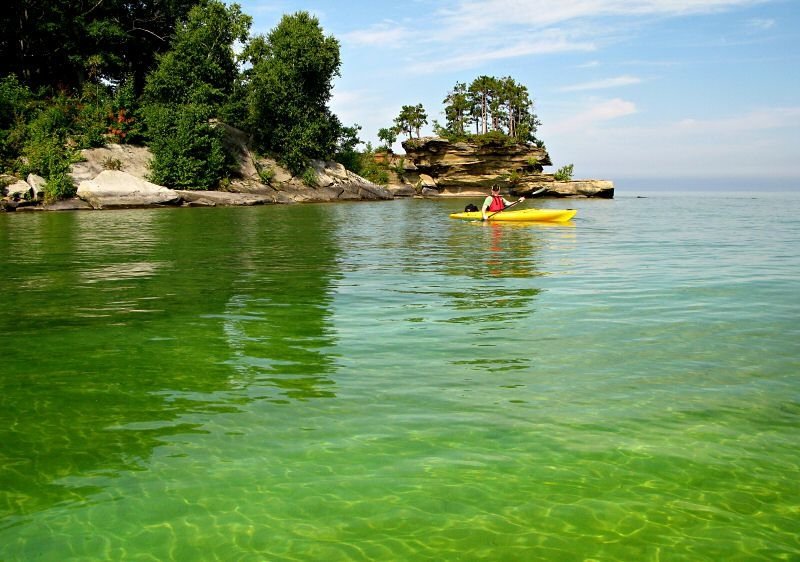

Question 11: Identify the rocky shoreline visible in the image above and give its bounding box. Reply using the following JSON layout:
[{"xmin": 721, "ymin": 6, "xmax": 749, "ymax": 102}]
[{"xmin": 1, "ymin": 131, "xmax": 613, "ymax": 213}]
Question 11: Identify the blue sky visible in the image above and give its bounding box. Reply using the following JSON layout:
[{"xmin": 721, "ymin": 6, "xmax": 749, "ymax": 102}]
[{"xmin": 237, "ymin": 0, "xmax": 799, "ymax": 187}]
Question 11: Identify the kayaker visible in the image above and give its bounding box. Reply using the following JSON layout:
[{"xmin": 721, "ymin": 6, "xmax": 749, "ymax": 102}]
[{"xmin": 482, "ymin": 185, "xmax": 524, "ymax": 220}]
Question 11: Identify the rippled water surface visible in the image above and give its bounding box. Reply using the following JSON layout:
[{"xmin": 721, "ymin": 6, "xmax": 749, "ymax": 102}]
[{"xmin": 1, "ymin": 192, "xmax": 799, "ymax": 561}]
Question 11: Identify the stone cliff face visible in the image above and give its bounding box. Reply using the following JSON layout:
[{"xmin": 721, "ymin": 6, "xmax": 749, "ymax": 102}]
[{"xmin": 400, "ymin": 137, "xmax": 613, "ymax": 198}]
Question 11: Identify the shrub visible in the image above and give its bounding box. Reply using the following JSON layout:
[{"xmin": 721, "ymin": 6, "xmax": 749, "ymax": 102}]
[
  {"xmin": 142, "ymin": 103, "xmax": 228, "ymax": 190},
  {"xmin": 257, "ymin": 165, "xmax": 275, "ymax": 184},
  {"xmin": 102, "ymin": 156, "xmax": 122, "ymax": 170},
  {"xmin": 301, "ymin": 167, "xmax": 318, "ymax": 187},
  {"xmin": 473, "ymin": 130, "xmax": 517, "ymax": 147},
  {"xmin": 554, "ymin": 164, "xmax": 574, "ymax": 181},
  {"xmin": 43, "ymin": 172, "xmax": 76, "ymax": 202}
]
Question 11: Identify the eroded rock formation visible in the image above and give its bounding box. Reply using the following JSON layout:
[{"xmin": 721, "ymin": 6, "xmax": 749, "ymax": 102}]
[{"xmin": 400, "ymin": 137, "xmax": 614, "ymax": 198}]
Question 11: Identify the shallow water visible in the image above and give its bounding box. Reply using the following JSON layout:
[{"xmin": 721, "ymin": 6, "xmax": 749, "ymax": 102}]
[{"xmin": 1, "ymin": 192, "xmax": 798, "ymax": 561}]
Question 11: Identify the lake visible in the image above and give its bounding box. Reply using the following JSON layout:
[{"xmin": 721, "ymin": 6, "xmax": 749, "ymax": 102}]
[{"xmin": 1, "ymin": 192, "xmax": 798, "ymax": 561}]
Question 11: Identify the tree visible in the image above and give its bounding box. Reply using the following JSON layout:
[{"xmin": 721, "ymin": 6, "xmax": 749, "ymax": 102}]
[
  {"xmin": 377, "ymin": 126, "xmax": 398, "ymax": 150},
  {"xmin": 1, "ymin": 0, "xmax": 197, "ymax": 92},
  {"xmin": 442, "ymin": 82, "xmax": 470, "ymax": 137},
  {"xmin": 393, "ymin": 104, "xmax": 428, "ymax": 140},
  {"xmin": 140, "ymin": 1, "xmax": 251, "ymax": 190},
  {"xmin": 245, "ymin": 11, "xmax": 342, "ymax": 175},
  {"xmin": 468, "ymin": 76, "xmax": 498, "ymax": 135},
  {"xmin": 143, "ymin": 0, "xmax": 251, "ymax": 107},
  {"xmin": 443, "ymin": 75, "xmax": 541, "ymax": 143}
]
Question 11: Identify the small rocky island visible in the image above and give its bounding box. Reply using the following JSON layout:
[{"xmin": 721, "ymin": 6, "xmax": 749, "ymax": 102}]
[{"xmin": 397, "ymin": 137, "xmax": 613, "ymax": 199}]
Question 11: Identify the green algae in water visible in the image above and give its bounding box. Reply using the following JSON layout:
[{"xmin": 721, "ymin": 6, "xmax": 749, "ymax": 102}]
[{"xmin": 1, "ymin": 194, "xmax": 799, "ymax": 561}]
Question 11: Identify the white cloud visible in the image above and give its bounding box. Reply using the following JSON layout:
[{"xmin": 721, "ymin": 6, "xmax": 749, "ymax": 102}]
[
  {"xmin": 559, "ymin": 75, "xmax": 642, "ymax": 91},
  {"xmin": 747, "ymin": 17, "xmax": 775, "ymax": 31},
  {"xmin": 343, "ymin": 22, "xmax": 412, "ymax": 47},
  {"xmin": 438, "ymin": 0, "xmax": 769, "ymax": 35},
  {"xmin": 409, "ymin": 35, "xmax": 596, "ymax": 74},
  {"xmin": 548, "ymin": 98, "xmax": 637, "ymax": 133}
]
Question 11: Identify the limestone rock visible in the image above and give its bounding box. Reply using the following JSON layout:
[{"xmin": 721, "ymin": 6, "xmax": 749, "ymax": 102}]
[
  {"xmin": 402, "ymin": 137, "xmax": 551, "ymax": 195},
  {"xmin": 26, "ymin": 174, "xmax": 47, "ymax": 200},
  {"xmin": 402, "ymin": 136, "xmax": 613, "ymax": 198},
  {"xmin": 6, "ymin": 180, "xmax": 32, "ymax": 200},
  {"xmin": 512, "ymin": 179, "xmax": 614, "ymax": 198},
  {"xmin": 43, "ymin": 198, "xmax": 93, "ymax": 211},
  {"xmin": 77, "ymin": 170, "xmax": 180, "ymax": 209},
  {"xmin": 71, "ymin": 144, "xmax": 152, "ymax": 184},
  {"xmin": 386, "ymin": 184, "xmax": 416, "ymax": 198},
  {"xmin": 419, "ymin": 174, "xmax": 437, "ymax": 189},
  {"xmin": 175, "ymin": 190, "xmax": 276, "ymax": 206}
]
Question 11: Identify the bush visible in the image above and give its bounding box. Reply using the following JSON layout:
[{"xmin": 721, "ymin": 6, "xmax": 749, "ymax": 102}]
[
  {"xmin": 473, "ymin": 130, "xmax": 517, "ymax": 147},
  {"xmin": 102, "ymin": 156, "xmax": 122, "ymax": 170},
  {"xmin": 554, "ymin": 164, "xmax": 574, "ymax": 181},
  {"xmin": 142, "ymin": 103, "xmax": 228, "ymax": 190},
  {"xmin": 257, "ymin": 165, "xmax": 274, "ymax": 184},
  {"xmin": 301, "ymin": 167, "xmax": 318, "ymax": 187},
  {"xmin": 44, "ymin": 172, "xmax": 76, "ymax": 202}
]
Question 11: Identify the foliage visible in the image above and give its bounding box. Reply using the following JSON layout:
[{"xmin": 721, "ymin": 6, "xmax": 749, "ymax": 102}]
[
  {"xmin": 245, "ymin": 11, "xmax": 342, "ymax": 175},
  {"xmin": 377, "ymin": 127, "xmax": 398, "ymax": 150},
  {"xmin": 0, "ymin": 75, "xmax": 33, "ymax": 166},
  {"xmin": 142, "ymin": 103, "xmax": 228, "ymax": 190},
  {"xmin": 554, "ymin": 164, "xmax": 574, "ymax": 181},
  {"xmin": 473, "ymin": 130, "xmax": 518, "ymax": 147},
  {"xmin": 0, "ymin": 0, "xmax": 197, "ymax": 92},
  {"xmin": 43, "ymin": 173, "xmax": 77, "ymax": 202},
  {"xmin": 440, "ymin": 75, "xmax": 541, "ymax": 143},
  {"xmin": 137, "ymin": 1, "xmax": 249, "ymax": 190},
  {"xmin": 102, "ymin": 157, "xmax": 122, "ymax": 170},
  {"xmin": 393, "ymin": 104, "xmax": 427, "ymax": 139},
  {"xmin": 353, "ymin": 144, "xmax": 390, "ymax": 185},
  {"xmin": 257, "ymin": 165, "xmax": 275, "ymax": 184},
  {"xmin": 301, "ymin": 167, "xmax": 318, "ymax": 187},
  {"xmin": 334, "ymin": 123, "xmax": 363, "ymax": 172},
  {"xmin": 143, "ymin": 1, "xmax": 251, "ymax": 108}
]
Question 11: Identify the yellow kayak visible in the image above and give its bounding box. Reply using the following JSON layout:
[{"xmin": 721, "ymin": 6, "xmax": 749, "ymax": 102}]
[{"xmin": 449, "ymin": 208, "xmax": 577, "ymax": 222}]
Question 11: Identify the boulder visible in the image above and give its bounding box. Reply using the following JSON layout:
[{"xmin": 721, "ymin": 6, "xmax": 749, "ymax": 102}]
[
  {"xmin": 26, "ymin": 174, "xmax": 47, "ymax": 200},
  {"xmin": 386, "ymin": 184, "xmax": 417, "ymax": 198},
  {"xmin": 6, "ymin": 180, "xmax": 32, "ymax": 200},
  {"xmin": 71, "ymin": 144, "xmax": 152, "ymax": 184},
  {"xmin": 175, "ymin": 190, "xmax": 277, "ymax": 206},
  {"xmin": 43, "ymin": 198, "xmax": 93, "ymax": 211},
  {"xmin": 512, "ymin": 179, "xmax": 614, "ymax": 198},
  {"xmin": 419, "ymin": 174, "xmax": 437, "ymax": 189},
  {"xmin": 77, "ymin": 170, "xmax": 180, "ymax": 209}
]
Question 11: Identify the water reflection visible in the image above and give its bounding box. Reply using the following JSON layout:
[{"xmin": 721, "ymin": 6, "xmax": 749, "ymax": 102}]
[
  {"xmin": 214, "ymin": 205, "xmax": 340, "ymax": 402},
  {"xmin": 0, "ymin": 205, "xmax": 341, "ymax": 521}
]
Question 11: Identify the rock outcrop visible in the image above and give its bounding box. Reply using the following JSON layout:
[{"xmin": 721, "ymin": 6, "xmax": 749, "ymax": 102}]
[
  {"xmin": 77, "ymin": 170, "xmax": 181, "ymax": 209},
  {"xmin": 399, "ymin": 137, "xmax": 613, "ymax": 198}
]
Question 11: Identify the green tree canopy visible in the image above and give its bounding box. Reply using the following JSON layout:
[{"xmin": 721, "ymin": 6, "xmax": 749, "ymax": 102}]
[
  {"xmin": 140, "ymin": 1, "xmax": 250, "ymax": 190},
  {"xmin": 440, "ymin": 75, "xmax": 541, "ymax": 143},
  {"xmin": 244, "ymin": 11, "xmax": 342, "ymax": 175},
  {"xmin": 393, "ymin": 104, "xmax": 428, "ymax": 140},
  {"xmin": 143, "ymin": 0, "xmax": 251, "ymax": 107},
  {"xmin": 1, "ymin": 0, "xmax": 197, "ymax": 92}
]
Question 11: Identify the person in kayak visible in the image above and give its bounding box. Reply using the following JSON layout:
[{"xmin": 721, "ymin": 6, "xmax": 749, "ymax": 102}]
[{"xmin": 482, "ymin": 184, "xmax": 524, "ymax": 220}]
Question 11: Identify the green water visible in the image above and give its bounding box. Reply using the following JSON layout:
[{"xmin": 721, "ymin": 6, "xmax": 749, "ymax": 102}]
[{"xmin": 1, "ymin": 193, "xmax": 798, "ymax": 561}]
